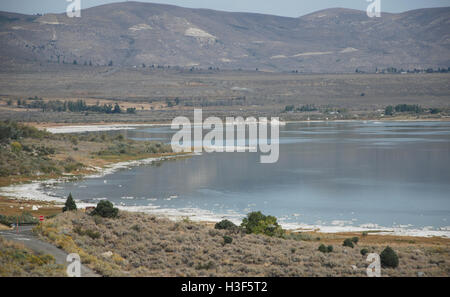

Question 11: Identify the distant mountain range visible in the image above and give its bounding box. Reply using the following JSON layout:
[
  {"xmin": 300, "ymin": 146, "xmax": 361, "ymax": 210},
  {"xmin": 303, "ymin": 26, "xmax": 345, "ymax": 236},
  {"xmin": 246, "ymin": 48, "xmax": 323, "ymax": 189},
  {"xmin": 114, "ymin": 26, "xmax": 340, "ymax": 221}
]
[{"xmin": 0, "ymin": 2, "xmax": 449, "ymax": 72}]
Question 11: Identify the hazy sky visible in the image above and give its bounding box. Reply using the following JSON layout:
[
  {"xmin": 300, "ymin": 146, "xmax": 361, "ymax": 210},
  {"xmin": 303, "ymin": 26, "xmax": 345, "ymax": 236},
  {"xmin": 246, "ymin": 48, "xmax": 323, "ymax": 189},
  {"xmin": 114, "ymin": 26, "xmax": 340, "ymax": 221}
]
[{"xmin": 1, "ymin": 0, "xmax": 449, "ymax": 17}]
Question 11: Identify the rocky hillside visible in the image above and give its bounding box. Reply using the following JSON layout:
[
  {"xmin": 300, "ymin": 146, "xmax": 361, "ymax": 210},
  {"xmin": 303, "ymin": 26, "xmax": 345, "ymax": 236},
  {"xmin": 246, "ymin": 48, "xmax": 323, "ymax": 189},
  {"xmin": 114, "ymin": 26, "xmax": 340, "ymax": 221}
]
[{"xmin": 0, "ymin": 2, "xmax": 449, "ymax": 72}]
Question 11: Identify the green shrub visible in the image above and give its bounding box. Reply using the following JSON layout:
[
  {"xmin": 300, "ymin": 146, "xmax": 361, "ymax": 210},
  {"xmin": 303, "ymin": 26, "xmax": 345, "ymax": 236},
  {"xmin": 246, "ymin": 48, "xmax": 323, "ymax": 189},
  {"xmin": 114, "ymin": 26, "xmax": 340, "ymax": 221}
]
[
  {"xmin": 318, "ymin": 244, "xmax": 333, "ymax": 253},
  {"xmin": 318, "ymin": 244, "xmax": 328, "ymax": 253},
  {"xmin": 343, "ymin": 238, "xmax": 354, "ymax": 248},
  {"xmin": 131, "ymin": 224, "xmax": 141, "ymax": 232},
  {"xmin": 351, "ymin": 237, "xmax": 359, "ymax": 244},
  {"xmin": 10, "ymin": 141, "xmax": 22, "ymax": 153},
  {"xmin": 0, "ymin": 120, "xmax": 49, "ymax": 141},
  {"xmin": 360, "ymin": 248, "xmax": 369, "ymax": 256},
  {"xmin": 214, "ymin": 219, "xmax": 237, "ymax": 231},
  {"xmin": 85, "ymin": 229, "xmax": 101, "ymax": 240},
  {"xmin": 63, "ymin": 161, "xmax": 83, "ymax": 173},
  {"xmin": 62, "ymin": 193, "xmax": 77, "ymax": 212},
  {"xmin": 195, "ymin": 261, "xmax": 215, "ymax": 270},
  {"xmin": 91, "ymin": 200, "xmax": 119, "ymax": 218},
  {"xmin": 240, "ymin": 211, "xmax": 284, "ymax": 237},
  {"xmin": 380, "ymin": 246, "xmax": 399, "ymax": 268},
  {"xmin": 73, "ymin": 226, "xmax": 84, "ymax": 235},
  {"xmin": 223, "ymin": 235, "xmax": 233, "ymax": 245},
  {"xmin": 72, "ymin": 226, "xmax": 100, "ymax": 239}
]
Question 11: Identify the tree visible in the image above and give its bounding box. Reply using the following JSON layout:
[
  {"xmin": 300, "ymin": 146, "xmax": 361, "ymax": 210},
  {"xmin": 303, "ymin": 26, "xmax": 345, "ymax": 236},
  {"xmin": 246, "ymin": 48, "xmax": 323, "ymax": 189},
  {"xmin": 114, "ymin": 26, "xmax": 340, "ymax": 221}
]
[
  {"xmin": 108, "ymin": 60, "xmax": 113, "ymax": 67},
  {"xmin": 384, "ymin": 105, "xmax": 394, "ymax": 116},
  {"xmin": 318, "ymin": 244, "xmax": 328, "ymax": 253},
  {"xmin": 380, "ymin": 246, "xmax": 399, "ymax": 268},
  {"xmin": 343, "ymin": 238, "xmax": 354, "ymax": 248},
  {"xmin": 113, "ymin": 103, "xmax": 122, "ymax": 114},
  {"xmin": 360, "ymin": 248, "xmax": 369, "ymax": 256},
  {"xmin": 91, "ymin": 200, "xmax": 118, "ymax": 218},
  {"xmin": 284, "ymin": 105, "xmax": 294, "ymax": 112},
  {"xmin": 214, "ymin": 219, "xmax": 237, "ymax": 231},
  {"xmin": 126, "ymin": 107, "xmax": 136, "ymax": 114},
  {"xmin": 62, "ymin": 193, "xmax": 77, "ymax": 212},
  {"xmin": 241, "ymin": 211, "xmax": 284, "ymax": 237}
]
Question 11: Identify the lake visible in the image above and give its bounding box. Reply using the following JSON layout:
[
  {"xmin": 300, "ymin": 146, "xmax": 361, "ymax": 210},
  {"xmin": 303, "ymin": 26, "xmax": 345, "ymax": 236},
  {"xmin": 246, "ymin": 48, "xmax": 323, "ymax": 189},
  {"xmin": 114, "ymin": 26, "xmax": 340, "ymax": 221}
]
[{"xmin": 44, "ymin": 121, "xmax": 450, "ymax": 234}]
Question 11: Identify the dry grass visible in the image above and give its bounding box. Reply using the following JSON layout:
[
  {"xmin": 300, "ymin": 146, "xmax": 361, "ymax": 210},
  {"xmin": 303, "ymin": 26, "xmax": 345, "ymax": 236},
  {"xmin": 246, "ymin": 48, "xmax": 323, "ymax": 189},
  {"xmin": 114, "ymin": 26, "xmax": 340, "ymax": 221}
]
[
  {"xmin": 37, "ymin": 211, "xmax": 450, "ymax": 277},
  {"xmin": 0, "ymin": 69, "xmax": 449, "ymax": 124},
  {"xmin": 0, "ymin": 236, "xmax": 66, "ymax": 277},
  {"xmin": 0, "ymin": 196, "xmax": 62, "ymax": 219}
]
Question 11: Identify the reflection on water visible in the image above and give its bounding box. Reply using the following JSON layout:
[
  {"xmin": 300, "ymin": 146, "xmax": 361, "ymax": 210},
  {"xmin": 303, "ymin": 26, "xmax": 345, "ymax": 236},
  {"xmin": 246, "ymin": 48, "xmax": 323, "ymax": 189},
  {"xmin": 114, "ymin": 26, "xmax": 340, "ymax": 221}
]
[{"xmin": 50, "ymin": 121, "xmax": 450, "ymax": 230}]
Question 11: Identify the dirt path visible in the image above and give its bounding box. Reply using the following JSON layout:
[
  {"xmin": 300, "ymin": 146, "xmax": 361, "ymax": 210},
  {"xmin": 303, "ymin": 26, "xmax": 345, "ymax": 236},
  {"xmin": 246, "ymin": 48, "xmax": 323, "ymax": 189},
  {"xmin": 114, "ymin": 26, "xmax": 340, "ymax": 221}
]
[{"xmin": 0, "ymin": 226, "xmax": 99, "ymax": 277}]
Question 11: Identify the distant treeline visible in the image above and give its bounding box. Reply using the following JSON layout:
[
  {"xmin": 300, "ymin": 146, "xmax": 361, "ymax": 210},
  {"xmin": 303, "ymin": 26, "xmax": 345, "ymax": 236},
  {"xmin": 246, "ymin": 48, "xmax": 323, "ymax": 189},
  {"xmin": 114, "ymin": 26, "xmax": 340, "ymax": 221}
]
[
  {"xmin": 355, "ymin": 67, "xmax": 450, "ymax": 74},
  {"xmin": 17, "ymin": 98, "xmax": 136, "ymax": 114},
  {"xmin": 384, "ymin": 104, "xmax": 442, "ymax": 115},
  {"xmin": 285, "ymin": 104, "xmax": 318, "ymax": 112}
]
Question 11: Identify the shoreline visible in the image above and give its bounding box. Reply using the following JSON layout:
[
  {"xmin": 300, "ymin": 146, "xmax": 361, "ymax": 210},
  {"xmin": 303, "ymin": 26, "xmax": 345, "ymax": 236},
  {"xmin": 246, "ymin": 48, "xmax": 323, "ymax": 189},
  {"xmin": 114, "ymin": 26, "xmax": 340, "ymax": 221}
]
[
  {"xmin": 1, "ymin": 121, "xmax": 449, "ymax": 238},
  {"xmin": 1, "ymin": 158, "xmax": 449, "ymax": 238},
  {"xmin": 31, "ymin": 117, "xmax": 450, "ymax": 133}
]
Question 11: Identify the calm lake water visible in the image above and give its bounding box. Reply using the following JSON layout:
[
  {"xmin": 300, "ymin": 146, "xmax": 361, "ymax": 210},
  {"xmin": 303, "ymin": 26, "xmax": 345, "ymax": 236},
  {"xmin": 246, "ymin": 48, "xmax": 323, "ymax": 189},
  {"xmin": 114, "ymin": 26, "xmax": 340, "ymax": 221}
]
[{"xmin": 49, "ymin": 121, "xmax": 450, "ymax": 231}]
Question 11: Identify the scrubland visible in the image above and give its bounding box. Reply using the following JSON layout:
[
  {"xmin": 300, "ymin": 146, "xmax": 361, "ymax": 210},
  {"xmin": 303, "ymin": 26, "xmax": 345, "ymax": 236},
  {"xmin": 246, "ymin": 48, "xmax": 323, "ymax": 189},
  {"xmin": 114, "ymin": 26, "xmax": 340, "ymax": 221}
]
[
  {"xmin": 0, "ymin": 121, "xmax": 173, "ymax": 187},
  {"xmin": 0, "ymin": 236, "xmax": 65, "ymax": 277},
  {"xmin": 36, "ymin": 211, "xmax": 450, "ymax": 277},
  {"xmin": 0, "ymin": 68, "xmax": 449, "ymax": 124}
]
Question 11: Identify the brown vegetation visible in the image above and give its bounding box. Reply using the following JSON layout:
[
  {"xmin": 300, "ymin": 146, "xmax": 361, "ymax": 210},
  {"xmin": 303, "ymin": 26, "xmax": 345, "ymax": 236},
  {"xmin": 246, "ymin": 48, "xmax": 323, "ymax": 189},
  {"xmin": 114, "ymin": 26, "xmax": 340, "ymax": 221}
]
[
  {"xmin": 0, "ymin": 67, "xmax": 449, "ymax": 124},
  {"xmin": 37, "ymin": 211, "xmax": 450, "ymax": 277},
  {"xmin": 0, "ymin": 236, "xmax": 65, "ymax": 277},
  {"xmin": 0, "ymin": 121, "xmax": 175, "ymax": 188}
]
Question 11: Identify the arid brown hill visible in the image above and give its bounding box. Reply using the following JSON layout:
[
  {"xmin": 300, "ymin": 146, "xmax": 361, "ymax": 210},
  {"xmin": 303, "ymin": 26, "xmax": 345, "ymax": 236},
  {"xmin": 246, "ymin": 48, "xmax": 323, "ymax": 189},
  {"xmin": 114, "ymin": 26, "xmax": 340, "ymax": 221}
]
[{"xmin": 0, "ymin": 2, "xmax": 449, "ymax": 72}]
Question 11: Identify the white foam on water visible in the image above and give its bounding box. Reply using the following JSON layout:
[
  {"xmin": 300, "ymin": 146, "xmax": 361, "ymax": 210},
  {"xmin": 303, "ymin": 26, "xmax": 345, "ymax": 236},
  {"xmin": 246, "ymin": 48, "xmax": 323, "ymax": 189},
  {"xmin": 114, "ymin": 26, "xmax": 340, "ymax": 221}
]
[
  {"xmin": 121, "ymin": 196, "xmax": 135, "ymax": 200},
  {"xmin": 115, "ymin": 204, "xmax": 450, "ymax": 238}
]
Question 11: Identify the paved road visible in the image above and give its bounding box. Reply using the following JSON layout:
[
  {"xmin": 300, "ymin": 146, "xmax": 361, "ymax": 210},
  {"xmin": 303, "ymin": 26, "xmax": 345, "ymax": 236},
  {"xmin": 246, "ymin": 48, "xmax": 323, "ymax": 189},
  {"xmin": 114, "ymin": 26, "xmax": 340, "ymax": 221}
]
[{"xmin": 0, "ymin": 226, "xmax": 99, "ymax": 277}]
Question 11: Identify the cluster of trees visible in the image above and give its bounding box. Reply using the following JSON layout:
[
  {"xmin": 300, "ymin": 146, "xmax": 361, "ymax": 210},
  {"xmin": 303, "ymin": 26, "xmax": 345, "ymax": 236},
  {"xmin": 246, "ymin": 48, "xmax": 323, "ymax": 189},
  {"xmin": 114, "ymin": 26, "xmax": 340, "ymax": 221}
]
[
  {"xmin": 284, "ymin": 104, "xmax": 319, "ymax": 113},
  {"xmin": 215, "ymin": 211, "xmax": 284, "ymax": 237},
  {"xmin": 384, "ymin": 104, "xmax": 423, "ymax": 115},
  {"xmin": 297, "ymin": 104, "xmax": 318, "ymax": 112},
  {"xmin": 126, "ymin": 107, "xmax": 137, "ymax": 114},
  {"xmin": 17, "ymin": 99, "xmax": 128, "ymax": 114},
  {"xmin": 166, "ymin": 98, "xmax": 180, "ymax": 108},
  {"xmin": 63, "ymin": 193, "xmax": 119, "ymax": 218},
  {"xmin": 357, "ymin": 67, "xmax": 450, "ymax": 74}
]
